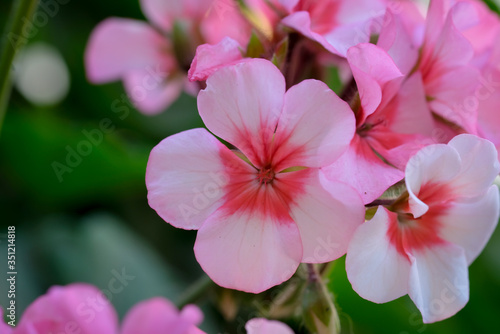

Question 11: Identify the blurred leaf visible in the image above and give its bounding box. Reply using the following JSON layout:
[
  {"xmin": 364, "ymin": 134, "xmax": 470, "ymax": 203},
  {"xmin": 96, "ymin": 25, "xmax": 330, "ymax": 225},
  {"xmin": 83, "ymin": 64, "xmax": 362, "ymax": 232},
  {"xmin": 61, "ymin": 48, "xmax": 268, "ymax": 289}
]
[{"xmin": 246, "ymin": 31, "xmax": 266, "ymax": 58}]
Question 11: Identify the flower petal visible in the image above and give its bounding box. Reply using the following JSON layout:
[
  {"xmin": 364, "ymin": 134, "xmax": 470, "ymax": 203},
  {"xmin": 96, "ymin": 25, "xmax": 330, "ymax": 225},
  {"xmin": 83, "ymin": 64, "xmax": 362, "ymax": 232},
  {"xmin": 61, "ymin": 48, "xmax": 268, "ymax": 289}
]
[
  {"xmin": 121, "ymin": 298, "xmax": 204, "ymax": 334},
  {"xmin": 405, "ymin": 144, "xmax": 461, "ymax": 218},
  {"xmin": 245, "ymin": 318, "xmax": 295, "ymax": 334},
  {"xmin": 0, "ymin": 309, "xmax": 12, "ymax": 334},
  {"xmin": 146, "ymin": 128, "xmax": 244, "ymax": 230},
  {"xmin": 123, "ymin": 70, "xmax": 184, "ymax": 115},
  {"xmin": 439, "ymin": 185, "xmax": 500, "ymax": 264},
  {"xmin": 286, "ymin": 169, "xmax": 364, "ymax": 262},
  {"xmin": 140, "ymin": 0, "xmax": 211, "ymax": 32},
  {"xmin": 408, "ymin": 244, "xmax": 469, "ymax": 323},
  {"xmin": 346, "ymin": 206, "xmax": 411, "ymax": 303},
  {"xmin": 85, "ymin": 18, "xmax": 171, "ymax": 83},
  {"xmin": 188, "ymin": 37, "xmax": 244, "ymax": 82},
  {"xmin": 273, "ymin": 79, "xmax": 355, "ymax": 169},
  {"xmin": 16, "ymin": 284, "xmax": 118, "ymax": 334},
  {"xmin": 447, "ymin": 134, "xmax": 500, "ymax": 197},
  {"xmin": 194, "ymin": 209, "xmax": 302, "ymax": 293},
  {"xmin": 347, "ymin": 43, "xmax": 404, "ymax": 121},
  {"xmin": 323, "ymin": 135, "xmax": 404, "ymax": 204},
  {"xmin": 197, "ymin": 59, "xmax": 286, "ymax": 166}
]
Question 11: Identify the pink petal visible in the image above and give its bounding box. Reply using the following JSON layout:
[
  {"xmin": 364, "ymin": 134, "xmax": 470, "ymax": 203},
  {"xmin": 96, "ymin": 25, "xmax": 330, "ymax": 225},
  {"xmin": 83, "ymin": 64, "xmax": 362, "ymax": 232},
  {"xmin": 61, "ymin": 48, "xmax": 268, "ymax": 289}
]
[
  {"xmin": 0, "ymin": 309, "xmax": 12, "ymax": 334},
  {"xmin": 188, "ymin": 37, "xmax": 244, "ymax": 82},
  {"xmin": 197, "ymin": 59, "xmax": 286, "ymax": 167},
  {"xmin": 15, "ymin": 284, "xmax": 118, "ymax": 334},
  {"xmin": 199, "ymin": 0, "xmax": 252, "ymax": 45},
  {"xmin": 140, "ymin": 0, "xmax": 211, "ymax": 32},
  {"xmin": 146, "ymin": 128, "xmax": 242, "ymax": 230},
  {"xmin": 121, "ymin": 298, "xmax": 204, "ymax": 334},
  {"xmin": 408, "ymin": 243, "xmax": 469, "ymax": 323},
  {"xmin": 273, "ymin": 79, "xmax": 355, "ymax": 169},
  {"xmin": 287, "ymin": 169, "xmax": 364, "ymax": 262},
  {"xmin": 447, "ymin": 134, "xmax": 500, "ymax": 197},
  {"xmin": 282, "ymin": 11, "xmax": 341, "ymax": 55},
  {"xmin": 425, "ymin": 66, "xmax": 480, "ymax": 134},
  {"xmin": 323, "ymin": 135, "xmax": 404, "ymax": 204},
  {"xmin": 347, "ymin": 43, "xmax": 404, "ymax": 121},
  {"xmin": 377, "ymin": 8, "xmax": 420, "ymax": 75},
  {"xmin": 245, "ymin": 318, "xmax": 294, "ymax": 334},
  {"xmin": 405, "ymin": 144, "xmax": 461, "ymax": 218},
  {"xmin": 123, "ymin": 69, "xmax": 184, "ymax": 115},
  {"xmin": 346, "ymin": 206, "xmax": 411, "ymax": 303},
  {"xmin": 194, "ymin": 209, "xmax": 302, "ymax": 293},
  {"xmin": 85, "ymin": 18, "xmax": 172, "ymax": 83},
  {"xmin": 439, "ymin": 185, "xmax": 499, "ymax": 265}
]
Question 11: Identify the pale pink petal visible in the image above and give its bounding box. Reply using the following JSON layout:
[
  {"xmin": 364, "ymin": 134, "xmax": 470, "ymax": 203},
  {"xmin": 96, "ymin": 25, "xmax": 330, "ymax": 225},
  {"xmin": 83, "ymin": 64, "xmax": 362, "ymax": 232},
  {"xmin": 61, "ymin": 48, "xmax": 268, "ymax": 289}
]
[
  {"xmin": 408, "ymin": 244, "xmax": 469, "ymax": 323},
  {"xmin": 121, "ymin": 298, "xmax": 204, "ymax": 334},
  {"xmin": 274, "ymin": 0, "xmax": 299, "ymax": 13},
  {"xmin": 347, "ymin": 43, "xmax": 404, "ymax": 121},
  {"xmin": 245, "ymin": 318, "xmax": 294, "ymax": 334},
  {"xmin": 188, "ymin": 37, "xmax": 244, "ymax": 82},
  {"xmin": 273, "ymin": 79, "xmax": 355, "ymax": 169},
  {"xmin": 197, "ymin": 59, "xmax": 286, "ymax": 166},
  {"xmin": 140, "ymin": 0, "xmax": 211, "ymax": 32},
  {"xmin": 405, "ymin": 144, "xmax": 461, "ymax": 218},
  {"xmin": 85, "ymin": 18, "xmax": 171, "ymax": 83},
  {"xmin": 194, "ymin": 209, "xmax": 302, "ymax": 293},
  {"xmin": 346, "ymin": 206, "xmax": 411, "ymax": 303},
  {"xmin": 200, "ymin": 0, "xmax": 252, "ymax": 45},
  {"xmin": 123, "ymin": 69, "xmax": 184, "ymax": 115},
  {"xmin": 439, "ymin": 185, "xmax": 499, "ymax": 264},
  {"xmin": 377, "ymin": 8, "xmax": 420, "ymax": 75},
  {"xmin": 323, "ymin": 136, "xmax": 404, "ymax": 204},
  {"xmin": 447, "ymin": 134, "xmax": 500, "ymax": 197},
  {"xmin": 146, "ymin": 128, "xmax": 245, "ymax": 230},
  {"xmin": 285, "ymin": 169, "xmax": 364, "ymax": 262},
  {"xmin": 15, "ymin": 284, "xmax": 118, "ymax": 334}
]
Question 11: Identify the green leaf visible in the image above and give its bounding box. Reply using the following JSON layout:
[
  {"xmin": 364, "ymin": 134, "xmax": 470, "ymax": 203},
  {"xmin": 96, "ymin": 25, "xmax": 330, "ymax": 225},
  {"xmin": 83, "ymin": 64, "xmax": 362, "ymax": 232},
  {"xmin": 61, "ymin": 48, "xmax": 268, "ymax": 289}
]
[{"xmin": 245, "ymin": 31, "xmax": 266, "ymax": 58}]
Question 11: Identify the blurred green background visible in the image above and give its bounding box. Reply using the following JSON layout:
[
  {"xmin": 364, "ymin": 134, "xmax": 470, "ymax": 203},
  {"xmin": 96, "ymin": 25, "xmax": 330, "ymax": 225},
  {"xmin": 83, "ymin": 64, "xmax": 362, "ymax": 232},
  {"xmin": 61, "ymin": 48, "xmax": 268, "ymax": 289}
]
[{"xmin": 1, "ymin": 0, "xmax": 500, "ymax": 333}]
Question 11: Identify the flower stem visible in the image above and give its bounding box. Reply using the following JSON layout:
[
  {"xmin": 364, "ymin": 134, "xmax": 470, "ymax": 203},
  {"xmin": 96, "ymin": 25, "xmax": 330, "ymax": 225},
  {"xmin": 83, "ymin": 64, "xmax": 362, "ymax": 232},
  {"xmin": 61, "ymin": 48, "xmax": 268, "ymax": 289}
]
[
  {"xmin": 176, "ymin": 274, "xmax": 215, "ymax": 308},
  {"xmin": 0, "ymin": 0, "xmax": 39, "ymax": 135}
]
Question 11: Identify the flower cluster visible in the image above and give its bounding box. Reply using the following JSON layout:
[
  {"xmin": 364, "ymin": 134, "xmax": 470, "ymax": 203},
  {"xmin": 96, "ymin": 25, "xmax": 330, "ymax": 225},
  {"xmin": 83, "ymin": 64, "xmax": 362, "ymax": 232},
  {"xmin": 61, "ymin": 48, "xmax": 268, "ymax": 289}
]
[
  {"xmin": 0, "ymin": 284, "xmax": 291, "ymax": 334},
  {"xmin": 85, "ymin": 0, "xmax": 500, "ymax": 327}
]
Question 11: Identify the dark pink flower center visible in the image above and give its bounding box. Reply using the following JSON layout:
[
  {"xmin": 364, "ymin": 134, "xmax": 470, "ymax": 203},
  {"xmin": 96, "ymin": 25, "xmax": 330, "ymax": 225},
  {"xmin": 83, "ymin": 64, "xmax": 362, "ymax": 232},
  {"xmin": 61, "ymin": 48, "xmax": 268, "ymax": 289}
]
[{"xmin": 257, "ymin": 166, "xmax": 276, "ymax": 184}]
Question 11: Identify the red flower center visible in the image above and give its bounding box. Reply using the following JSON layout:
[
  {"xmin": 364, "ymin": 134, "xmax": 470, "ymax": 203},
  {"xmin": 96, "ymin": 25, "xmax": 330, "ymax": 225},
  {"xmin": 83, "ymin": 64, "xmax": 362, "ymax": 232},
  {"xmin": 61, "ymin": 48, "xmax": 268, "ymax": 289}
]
[{"xmin": 257, "ymin": 166, "xmax": 275, "ymax": 185}]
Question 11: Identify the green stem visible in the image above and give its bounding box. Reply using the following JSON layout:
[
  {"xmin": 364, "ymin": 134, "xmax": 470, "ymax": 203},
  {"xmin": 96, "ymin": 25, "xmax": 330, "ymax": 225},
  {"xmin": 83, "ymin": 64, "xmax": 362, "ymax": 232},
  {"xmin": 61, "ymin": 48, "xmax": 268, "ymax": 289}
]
[
  {"xmin": 176, "ymin": 274, "xmax": 215, "ymax": 308},
  {"xmin": 0, "ymin": 0, "xmax": 39, "ymax": 135}
]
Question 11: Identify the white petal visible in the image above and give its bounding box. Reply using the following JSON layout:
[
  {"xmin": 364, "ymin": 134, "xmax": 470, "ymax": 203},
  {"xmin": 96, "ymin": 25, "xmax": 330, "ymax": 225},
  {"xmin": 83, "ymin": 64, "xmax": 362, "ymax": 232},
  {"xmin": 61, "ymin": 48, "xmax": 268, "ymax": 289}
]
[
  {"xmin": 346, "ymin": 206, "xmax": 411, "ymax": 303},
  {"xmin": 408, "ymin": 243, "xmax": 469, "ymax": 323}
]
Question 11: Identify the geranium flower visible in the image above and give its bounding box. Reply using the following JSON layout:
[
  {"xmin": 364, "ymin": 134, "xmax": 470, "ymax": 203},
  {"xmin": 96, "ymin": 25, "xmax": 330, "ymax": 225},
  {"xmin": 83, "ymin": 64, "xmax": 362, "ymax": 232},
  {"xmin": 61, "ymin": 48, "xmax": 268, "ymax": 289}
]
[
  {"xmin": 146, "ymin": 59, "xmax": 364, "ymax": 293},
  {"xmin": 85, "ymin": 0, "xmax": 251, "ymax": 114},
  {"xmin": 346, "ymin": 134, "xmax": 500, "ymax": 323},
  {"xmin": 2, "ymin": 283, "xmax": 204, "ymax": 334}
]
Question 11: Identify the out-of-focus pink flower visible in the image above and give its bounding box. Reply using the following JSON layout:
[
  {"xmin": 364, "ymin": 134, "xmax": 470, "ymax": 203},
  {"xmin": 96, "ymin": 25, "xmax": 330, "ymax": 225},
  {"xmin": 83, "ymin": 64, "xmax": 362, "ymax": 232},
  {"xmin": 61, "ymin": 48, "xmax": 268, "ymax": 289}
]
[
  {"xmin": 0, "ymin": 309, "xmax": 13, "ymax": 334},
  {"xmin": 280, "ymin": 0, "xmax": 387, "ymax": 56},
  {"xmin": 146, "ymin": 59, "xmax": 364, "ymax": 293},
  {"xmin": 346, "ymin": 134, "xmax": 500, "ymax": 323},
  {"xmin": 121, "ymin": 298, "xmax": 205, "ymax": 334},
  {"xmin": 323, "ymin": 43, "xmax": 435, "ymax": 204},
  {"xmin": 5, "ymin": 283, "xmax": 205, "ymax": 334},
  {"xmin": 85, "ymin": 0, "xmax": 252, "ymax": 114},
  {"xmin": 245, "ymin": 318, "xmax": 294, "ymax": 334}
]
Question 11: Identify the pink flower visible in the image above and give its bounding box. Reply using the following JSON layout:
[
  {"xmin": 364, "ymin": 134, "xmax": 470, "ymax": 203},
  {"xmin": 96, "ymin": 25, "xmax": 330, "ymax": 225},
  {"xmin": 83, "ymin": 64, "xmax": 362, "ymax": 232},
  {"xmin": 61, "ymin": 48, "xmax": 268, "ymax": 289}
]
[
  {"xmin": 280, "ymin": 0, "xmax": 387, "ymax": 56},
  {"xmin": 146, "ymin": 59, "xmax": 364, "ymax": 293},
  {"xmin": 85, "ymin": 0, "xmax": 251, "ymax": 114},
  {"xmin": 323, "ymin": 43, "xmax": 435, "ymax": 204},
  {"xmin": 2, "ymin": 283, "xmax": 204, "ymax": 334},
  {"xmin": 416, "ymin": 0, "xmax": 481, "ymax": 133},
  {"xmin": 245, "ymin": 318, "xmax": 294, "ymax": 334},
  {"xmin": 346, "ymin": 134, "xmax": 500, "ymax": 323}
]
